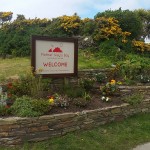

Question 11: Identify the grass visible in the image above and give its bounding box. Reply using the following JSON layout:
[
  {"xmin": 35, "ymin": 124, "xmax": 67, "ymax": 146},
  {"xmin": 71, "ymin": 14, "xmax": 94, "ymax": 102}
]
[
  {"xmin": 78, "ymin": 50, "xmax": 112, "ymax": 69},
  {"xmin": 0, "ymin": 51, "xmax": 113, "ymax": 81},
  {"xmin": 0, "ymin": 113, "xmax": 150, "ymax": 150},
  {"xmin": 1, "ymin": 50, "xmax": 149, "ymax": 81},
  {"xmin": 0, "ymin": 57, "xmax": 30, "ymax": 81}
]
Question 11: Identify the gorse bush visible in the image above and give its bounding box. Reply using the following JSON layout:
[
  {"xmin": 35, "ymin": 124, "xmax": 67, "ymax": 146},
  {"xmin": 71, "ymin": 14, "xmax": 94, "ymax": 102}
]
[{"xmin": 0, "ymin": 9, "xmax": 149, "ymax": 57}]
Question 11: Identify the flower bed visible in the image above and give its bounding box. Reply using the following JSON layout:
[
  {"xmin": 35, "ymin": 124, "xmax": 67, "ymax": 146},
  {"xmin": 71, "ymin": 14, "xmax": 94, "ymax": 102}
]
[{"xmin": 0, "ymin": 69, "xmax": 150, "ymax": 146}]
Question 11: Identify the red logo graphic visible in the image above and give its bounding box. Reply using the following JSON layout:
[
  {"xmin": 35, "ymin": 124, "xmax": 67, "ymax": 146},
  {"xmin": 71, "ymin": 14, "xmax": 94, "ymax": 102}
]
[{"xmin": 48, "ymin": 47, "xmax": 63, "ymax": 53}]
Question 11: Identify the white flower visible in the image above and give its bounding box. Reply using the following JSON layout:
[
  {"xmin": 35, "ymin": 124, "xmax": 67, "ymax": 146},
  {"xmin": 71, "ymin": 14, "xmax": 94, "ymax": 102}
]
[
  {"xmin": 106, "ymin": 97, "xmax": 110, "ymax": 102},
  {"xmin": 101, "ymin": 96, "xmax": 105, "ymax": 100}
]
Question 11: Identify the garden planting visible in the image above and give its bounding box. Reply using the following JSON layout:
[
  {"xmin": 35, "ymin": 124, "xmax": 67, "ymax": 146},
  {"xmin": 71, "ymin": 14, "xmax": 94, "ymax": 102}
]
[{"xmin": 0, "ymin": 8, "xmax": 150, "ymax": 146}]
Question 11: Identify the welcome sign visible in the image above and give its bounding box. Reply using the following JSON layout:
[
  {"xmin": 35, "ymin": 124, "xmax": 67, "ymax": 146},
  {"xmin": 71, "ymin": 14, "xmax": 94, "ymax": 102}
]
[{"xmin": 31, "ymin": 36, "xmax": 78, "ymax": 78}]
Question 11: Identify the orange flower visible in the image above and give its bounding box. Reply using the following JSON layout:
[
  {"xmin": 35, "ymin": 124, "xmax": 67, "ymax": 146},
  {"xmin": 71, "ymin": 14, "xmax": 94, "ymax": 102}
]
[{"xmin": 110, "ymin": 79, "xmax": 116, "ymax": 84}]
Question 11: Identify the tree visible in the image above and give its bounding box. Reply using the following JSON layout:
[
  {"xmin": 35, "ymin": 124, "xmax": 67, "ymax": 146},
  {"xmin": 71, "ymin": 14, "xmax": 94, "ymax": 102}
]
[
  {"xmin": 15, "ymin": 14, "xmax": 26, "ymax": 21},
  {"xmin": 134, "ymin": 9, "xmax": 150, "ymax": 40},
  {"xmin": 95, "ymin": 8, "xmax": 143, "ymax": 40},
  {"xmin": 0, "ymin": 11, "xmax": 13, "ymax": 26}
]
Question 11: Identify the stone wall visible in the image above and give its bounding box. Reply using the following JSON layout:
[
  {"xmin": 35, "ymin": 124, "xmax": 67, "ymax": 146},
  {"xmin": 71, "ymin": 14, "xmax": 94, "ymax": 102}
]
[
  {"xmin": 0, "ymin": 69, "xmax": 150, "ymax": 147},
  {"xmin": 0, "ymin": 98, "xmax": 150, "ymax": 147},
  {"xmin": 50, "ymin": 68, "xmax": 111, "ymax": 88}
]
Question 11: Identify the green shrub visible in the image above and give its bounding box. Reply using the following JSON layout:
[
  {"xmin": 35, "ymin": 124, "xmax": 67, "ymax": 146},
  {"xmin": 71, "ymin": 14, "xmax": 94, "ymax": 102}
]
[
  {"xmin": 53, "ymin": 93, "xmax": 69, "ymax": 109},
  {"xmin": 95, "ymin": 72, "xmax": 107, "ymax": 83},
  {"xmin": 79, "ymin": 77, "xmax": 95, "ymax": 92},
  {"xmin": 100, "ymin": 80, "xmax": 121, "ymax": 96},
  {"xmin": 64, "ymin": 86, "xmax": 86, "ymax": 98},
  {"xmin": 0, "ymin": 105, "xmax": 12, "ymax": 116},
  {"xmin": 135, "ymin": 74, "xmax": 150, "ymax": 83},
  {"xmin": 10, "ymin": 69, "xmax": 51, "ymax": 98},
  {"xmin": 124, "ymin": 93, "xmax": 144, "ymax": 105},
  {"xmin": 73, "ymin": 92, "xmax": 91, "ymax": 107},
  {"xmin": 11, "ymin": 96, "xmax": 50, "ymax": 117}
]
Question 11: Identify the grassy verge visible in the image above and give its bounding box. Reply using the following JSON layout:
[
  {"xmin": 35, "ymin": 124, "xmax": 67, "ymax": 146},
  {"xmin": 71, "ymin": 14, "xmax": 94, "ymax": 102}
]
[
  {"xmin": 0, "ymin": 57, "xmax": 30, "ymax": 81},
  {"xmin": 1, "ymin": 113, "xmax": 150, "ymax": 150},
  {"xmin": 0, "ymin": 51, "xmax": 113, "ymax": 81}
]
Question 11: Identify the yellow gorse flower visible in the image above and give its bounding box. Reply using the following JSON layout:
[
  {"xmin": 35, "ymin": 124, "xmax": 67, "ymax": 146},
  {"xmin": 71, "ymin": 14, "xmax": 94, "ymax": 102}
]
[
  {"xmin": 110, "ymin": 79, "xmax": 116, "ymax": 84},
  {"xmin": 49, "ymin": 97, "xmax": 54, "ymax": 105}
]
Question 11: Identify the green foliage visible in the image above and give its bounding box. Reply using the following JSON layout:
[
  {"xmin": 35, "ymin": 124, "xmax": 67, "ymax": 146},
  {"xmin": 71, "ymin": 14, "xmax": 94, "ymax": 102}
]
[
  {"xmin": 101, "ymin": 80, "xmax": 121, "ymax": 96},
  {"xmin": 64, "ymin": 86, "xmax": 86, "ymax": 98},
  {"xmin": 11, "ymin": 96, "xmax": 50, "ymax": 117},
  {"xmin": 0, "ymin": 105, "xmax": 12, "ymax": 116},
  {"xmin": 124, "ymin": 93, "xmax": 144, "ymax": 105},
  {"xmin": 135, "ymin": 74, "xmax": 150, "ymax": 83},
  {"xmin": 10, "ymin": 69, "xmax": 51, "ymax": 98},
  {"xmin": 80, "ymin": 18, "xmax": 96, "ymax": 36},
  {"xmin": 73, "ymin": 92, "xmax": 91, "ymax": 107},
  {"xmin": 98, "ymin": 39, "xmax": 118, "ymax": 55},
  {"xmin": 79, "ymin": 77, "xmax": 95, "ymax": 92},
  {"xmin": 134, "ymin": 9, "xmax": 150, "ymax": 40},
  {"xmin": 117, "ymin": 54, "xmax": 150, "ymax": 80},
  {"xmin": 95, "ymin": 72, "xmax": 107, "ymax": 83},
  {"xmin": 53, "ymin": 93, "xmax": 69, "ymax": 109},
  {"xmin": 95, "ymin": 8, "xmax": 143, "ymax": 39}
]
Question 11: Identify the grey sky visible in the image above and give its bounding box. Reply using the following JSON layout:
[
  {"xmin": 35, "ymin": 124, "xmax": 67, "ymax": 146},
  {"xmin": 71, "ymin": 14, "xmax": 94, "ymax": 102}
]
[{"xmin": 1, "ymin": 0, "xmax": 150, "ymax": 20}]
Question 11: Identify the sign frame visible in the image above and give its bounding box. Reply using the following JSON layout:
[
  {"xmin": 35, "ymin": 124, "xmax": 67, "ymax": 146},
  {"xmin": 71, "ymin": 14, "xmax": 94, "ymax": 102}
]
[{"xmin": 31, "ymin": 35, "xmax": 78, "ymax": 78}]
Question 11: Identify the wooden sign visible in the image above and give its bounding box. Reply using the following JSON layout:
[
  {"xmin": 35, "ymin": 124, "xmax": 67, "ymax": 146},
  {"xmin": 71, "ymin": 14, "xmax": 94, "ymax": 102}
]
[{"xmin": 31, "ymin": 36, "xmax": 78, "ymax": 78}]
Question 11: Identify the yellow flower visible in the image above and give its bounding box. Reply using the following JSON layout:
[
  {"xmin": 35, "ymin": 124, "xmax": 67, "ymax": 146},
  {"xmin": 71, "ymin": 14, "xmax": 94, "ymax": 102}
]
[
  {"xmin": 110, "ymin": 79, "xmax": 116, "ymax": 84},
  {"xmin": 49, "ymin": 97, "xmax": 54, "ymax": 105}
]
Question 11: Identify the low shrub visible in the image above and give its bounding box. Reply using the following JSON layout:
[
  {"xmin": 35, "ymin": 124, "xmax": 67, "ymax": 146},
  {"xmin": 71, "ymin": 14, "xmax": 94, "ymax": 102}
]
[
  {"xmin": 11, "ymin": 96, "xmax": 51, "ymax": 117},
  {"xmin": 0, "ymin": 105, "xmax": 12, "ymax": 116},
  {"xmin": 95, "ymin": 72, "xmax": 107, "ymax": 83},
  {"xmin": 53, "ymin": 93, "xmax": 70, "ymax": 109},
  {"xmin": 73, "ymin": 92, "xmax": 91, "ymax": 107},
  {"xmin": 100, "ymin": 79, "xmax": 121, "ymax": 96},
  {"xmin": 135, "ymin": 74, "xmax": 150, "ymax": 83},
  {"xmin": 124, "ymin": 93, "xmax": 144, "ymax": 105},
  {"xmin": 79, "ymin": 77, "xmax": 95, "ymax": 92}
]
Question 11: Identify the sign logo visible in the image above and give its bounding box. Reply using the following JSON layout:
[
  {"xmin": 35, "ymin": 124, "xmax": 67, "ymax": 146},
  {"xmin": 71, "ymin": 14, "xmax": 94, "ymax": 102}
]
[{"xmin": 48, "ymin": 47, "xmax": 63, "ymax": 53}]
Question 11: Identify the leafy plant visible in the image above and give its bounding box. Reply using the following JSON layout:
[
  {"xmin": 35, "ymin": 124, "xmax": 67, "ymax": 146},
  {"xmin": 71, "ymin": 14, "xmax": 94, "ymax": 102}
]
[
  {"xmin": 53, "ymin": 93, "xmax": 70, "ymax": 109},
  {"xmin": 79, "ymin": 77, "xmax": 95, "ymax": 92},
  {"xmin": 100, "ymin": 80, "xmax": 121, "ymax": 96},
  {"xmin": 136, "ymin": 74, "xmax": 150, "ymax": 83},
  {"xmin": 124, "ymin": 93, "xmax": 144, "ymax": 105},
  {"xmin": 0, "ymin": 105, "xmax": 12, "ymax": 116},
  {"xmin": 11, "ymin": 96, "xmax": 50, "ymax": 117},
  {"xmin": 73, "ymin": 92, "xmax": 91, "ymax": 107},
  {"xmin": 62, "ymin": 85, "xmax": 86, "ymax": 99},
  {"xmin": 95, "ymin": 72, "xmax": 107, "ymax": 83},
  {"xmin": 10, "ymin": 68, "xmax": 51, "ymax": 98}
]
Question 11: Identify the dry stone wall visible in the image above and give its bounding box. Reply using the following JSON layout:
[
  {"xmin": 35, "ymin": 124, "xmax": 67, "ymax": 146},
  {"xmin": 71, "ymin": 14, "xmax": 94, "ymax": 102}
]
[
  {"xmin": 0, "ymin": 98, "xmax": 150, "ymax": 147},
  {"xmin": 0, "ymin": 69, "xmax": 150, "ymax": 147}
]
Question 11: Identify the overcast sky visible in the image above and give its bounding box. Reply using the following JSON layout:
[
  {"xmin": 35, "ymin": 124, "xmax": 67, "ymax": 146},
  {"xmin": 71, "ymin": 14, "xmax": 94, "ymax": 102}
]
[{"xmin": 1, "ymin": 0, "xmax": 150, "ymax": 20}]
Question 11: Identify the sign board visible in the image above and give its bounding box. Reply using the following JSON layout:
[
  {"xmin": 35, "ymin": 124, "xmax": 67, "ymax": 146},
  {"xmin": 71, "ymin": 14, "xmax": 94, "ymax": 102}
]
[{"xmin": 31, "ymin": 36, "xmax": 78, "ymax": 78}]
